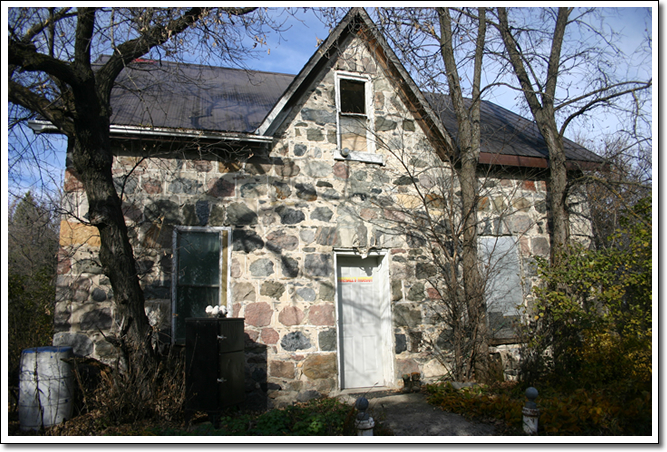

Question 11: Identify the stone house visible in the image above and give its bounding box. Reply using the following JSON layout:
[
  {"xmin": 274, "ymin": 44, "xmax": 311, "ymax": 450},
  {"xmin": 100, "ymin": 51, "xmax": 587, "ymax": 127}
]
[{"xmin": 47, "ymin": 8, "xmax": 603, "ymax": 407}]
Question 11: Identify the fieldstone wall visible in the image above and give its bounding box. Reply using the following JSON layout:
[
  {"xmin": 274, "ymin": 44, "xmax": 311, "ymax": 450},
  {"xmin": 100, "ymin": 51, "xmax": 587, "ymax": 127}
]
[{"xmin": 54, "ymin": 32, "xmax": 592, "ymax": 405}]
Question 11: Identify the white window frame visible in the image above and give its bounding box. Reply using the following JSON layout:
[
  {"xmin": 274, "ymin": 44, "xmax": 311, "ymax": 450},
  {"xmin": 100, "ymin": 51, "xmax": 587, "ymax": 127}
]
[
  {"xmin": 334, "ymin": 72, "xmax": 383, "ymax": 165},
  {"xmin": 171, "ymin": 226, "xmax": 232, "ymax": 344}
]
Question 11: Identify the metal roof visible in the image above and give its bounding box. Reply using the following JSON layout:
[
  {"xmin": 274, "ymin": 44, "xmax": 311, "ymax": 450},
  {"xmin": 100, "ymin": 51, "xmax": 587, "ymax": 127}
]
[
  {"xmin": 103, "ymin": 58, "xmax": 602, "ymax": 166},
  {"xmin": 105, "ymin": 58, "xmax": 294, "ymax": 134},
  {"xmin": 424, "ymin": 93, "xmax": 605, "ymax": 166}
]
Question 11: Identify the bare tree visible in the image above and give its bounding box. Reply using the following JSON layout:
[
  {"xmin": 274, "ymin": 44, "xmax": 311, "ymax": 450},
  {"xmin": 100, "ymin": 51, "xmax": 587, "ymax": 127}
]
[
  {"xmin": 8, "ymin": 7, "xmax": 285, "ymax": 374},
  {"xmin": 495, "ymin": 7, "xmax": 652, "ymax": 263}
]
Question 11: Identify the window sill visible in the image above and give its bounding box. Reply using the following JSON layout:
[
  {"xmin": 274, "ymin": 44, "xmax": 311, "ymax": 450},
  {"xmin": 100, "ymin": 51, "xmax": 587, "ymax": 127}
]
[{"xmin": 334, "ymin": 150, "xmax": 384, "ymax": 165}]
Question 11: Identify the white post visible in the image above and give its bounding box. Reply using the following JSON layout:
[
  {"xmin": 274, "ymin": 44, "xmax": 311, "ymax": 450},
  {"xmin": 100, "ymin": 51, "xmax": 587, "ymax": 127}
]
[
  {"xmin": 522, "ymin": 387, "xmax": 539, "ymax": 435},
  {"xmin": 355, "ymin": 397, "xmax": 375, "ymax": 436}
]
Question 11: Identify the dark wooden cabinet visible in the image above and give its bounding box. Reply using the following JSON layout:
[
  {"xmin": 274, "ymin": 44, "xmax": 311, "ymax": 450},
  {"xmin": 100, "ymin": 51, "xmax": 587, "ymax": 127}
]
[{"xmin": 185, "ymin": 318, "xmax": 245, "ymax": 417}]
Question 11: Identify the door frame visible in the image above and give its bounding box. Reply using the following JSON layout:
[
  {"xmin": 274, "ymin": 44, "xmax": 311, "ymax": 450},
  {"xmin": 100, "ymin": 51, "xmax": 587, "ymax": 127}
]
[{"xmin": 333, "ymin": 248, "xmax": 394, "ymax": 390}]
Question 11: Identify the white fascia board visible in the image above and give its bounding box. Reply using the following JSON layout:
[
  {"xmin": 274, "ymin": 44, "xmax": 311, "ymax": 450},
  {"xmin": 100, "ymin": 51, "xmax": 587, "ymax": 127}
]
[{"xmin": 27, "ymin": 120, "xmax": 273, "ymax": 144}]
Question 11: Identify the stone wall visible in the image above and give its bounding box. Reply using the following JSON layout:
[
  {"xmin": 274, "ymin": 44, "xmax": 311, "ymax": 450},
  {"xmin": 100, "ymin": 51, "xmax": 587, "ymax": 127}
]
[{"xmin": 53, "ymin": 33, "xmax": 592, "ymax": 405}]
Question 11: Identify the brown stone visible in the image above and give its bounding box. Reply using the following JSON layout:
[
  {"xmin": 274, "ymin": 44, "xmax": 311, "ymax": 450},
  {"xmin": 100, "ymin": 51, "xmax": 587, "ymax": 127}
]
[
  {"xmin": 245, "ymin": 302, "xmax": 273, "ymax": 327},
  {"xmin": 332, "ymin": 162, "xmax": 349, "ymax": 179},
  {"xmin": 59, "ymin": 221, "xmax": 101, "ymax": 247},
  {"xmin": 279, "ymin": 306, "xmax": 304, "ymax": 326},
  {"xmin": 275, "ymin": 160, "xmax": 300, "ymax": 178},
  {"xmin": 233, "ymin": 282, "xmax": 255, "ymax": 302},
  {"xmin": 478, "ymin": 196, "xmax": 490, "ymax": 211},
  {"xmin": 207, "ymin": 177, "xmax": 235, "ymax": 198},
  {"xmin": 302, "ymin": 354, "xmax": 337, "ymax": 380},
  {"xmin": 232, "ymin": 303, "xmax": 242, "ymax": 318},
  {"xmin": 426, "ymin": 288, "xmax": 441, "ymax": 300},
  {"xmin": 64, "ymin": 169, "xmax": 83, "ymax": 192},
  {"xmin": 270, "ymin": 360, "xmax": 295, "ymax": 379},
  {"xmin": 522, "ymin": 180, "xmax": 536, "ymax": 191},
  {"xmin": 261, "ymin": 328, "xmax": 279, "ymax": 344},
  {"xmin": 512, "ymin": 197, "xmax": 531, "ymax": 212},
  {"xmin": 188, "ymin": 159, "xmax": 212, "ymax": 172},
  {"xmin": 141, "ymin": 178, "xmax": 163, "ymax": 194},
  {"xmin": 396, "ymin": 358, "xmax": 419, "ymax": 378},
  {"xmin": 359, "ymin": 208, "xmax": 378, "ymax": 220},
  {"xmin": 245, "ymin": 329, "xmax": 259, "ymax": 344},
  {"xmin": 219, "ymin": 161, "xmax": 242, "ymax": 173},
  {"xmin": 309, "ymin": 304, "xmax": 335, "ymax": 326}
]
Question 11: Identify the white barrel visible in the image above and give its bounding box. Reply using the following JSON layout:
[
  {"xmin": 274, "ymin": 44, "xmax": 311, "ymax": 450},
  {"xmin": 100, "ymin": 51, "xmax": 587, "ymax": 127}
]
[{"xmin": 19, "ymin": 346, "xmax": 74, "ymax": 431}]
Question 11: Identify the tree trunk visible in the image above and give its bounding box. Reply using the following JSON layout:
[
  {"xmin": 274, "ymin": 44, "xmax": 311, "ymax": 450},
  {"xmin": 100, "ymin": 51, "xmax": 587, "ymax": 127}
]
[{"xmin": 69, "ymin": 110, "xmax": 155, "ymax": 373}]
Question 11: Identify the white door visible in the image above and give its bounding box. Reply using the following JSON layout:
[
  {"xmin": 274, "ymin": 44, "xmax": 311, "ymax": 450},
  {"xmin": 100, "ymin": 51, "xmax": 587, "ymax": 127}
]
[{"xmin": 337, "ymin": 255, "xmax": 390, "ymax": 389}]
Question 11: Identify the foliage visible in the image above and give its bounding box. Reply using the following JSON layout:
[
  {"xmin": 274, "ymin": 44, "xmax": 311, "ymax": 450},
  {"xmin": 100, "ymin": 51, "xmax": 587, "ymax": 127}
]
[
  {"xmin": 426, "ymin": 381, "xmax": 651, "ymax": 435},
  {"xmin": 151, "ymin": 397, "xmax": 360, "ymax": 436},
  {"xmin": 520, "ymin": 195, "xmax": 651, "ymax": 389},
  {"xmin": 7, "ymin": 192, "xmax": 59, "ymax": 387}
]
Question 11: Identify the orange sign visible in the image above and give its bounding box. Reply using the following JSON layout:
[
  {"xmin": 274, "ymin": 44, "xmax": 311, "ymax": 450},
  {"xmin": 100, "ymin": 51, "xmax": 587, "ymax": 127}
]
[{"xmin": 338, "ymin": 276, "xmax": 373, "ymax": 283}]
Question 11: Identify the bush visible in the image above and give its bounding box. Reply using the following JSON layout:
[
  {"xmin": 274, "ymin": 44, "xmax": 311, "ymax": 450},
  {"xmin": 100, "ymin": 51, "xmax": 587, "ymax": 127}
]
[{"xmin": 520, "ymin": 195, "xmax": 651, "ymax": 391}]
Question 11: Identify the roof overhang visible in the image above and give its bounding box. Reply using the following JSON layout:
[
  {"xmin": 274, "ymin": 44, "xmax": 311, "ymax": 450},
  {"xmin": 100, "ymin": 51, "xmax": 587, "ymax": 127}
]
[
  {"xmin": 27, "ymin": 120, "xmax": 273, "ymax": 144},
  {"xmin": 479, "ymin": 152, "xmax": 607, "ymax": 171}
]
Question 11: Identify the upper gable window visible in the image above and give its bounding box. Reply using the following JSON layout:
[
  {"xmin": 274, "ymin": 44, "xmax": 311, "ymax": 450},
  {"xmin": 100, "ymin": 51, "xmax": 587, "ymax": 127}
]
[{"xmin": 335, "ymin": 72, "xmax": 383, "ymax": 165}]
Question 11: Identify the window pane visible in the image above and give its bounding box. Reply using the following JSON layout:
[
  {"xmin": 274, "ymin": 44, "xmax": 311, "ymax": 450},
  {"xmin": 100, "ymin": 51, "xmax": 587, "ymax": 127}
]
[
  {"xmin": 340, "ymin": 79, "xmax": 366, "ymax": 114},
  {"xmin": 174, "ymin": 286, "xmax": 220, "ymax": 342},
  {"xmin": 340, "ymin": 116, "xmax": 368, "ymax": 153},
  {"xmin": 177, "ymin": 231, "xmax": 220, "ymax": 286}
]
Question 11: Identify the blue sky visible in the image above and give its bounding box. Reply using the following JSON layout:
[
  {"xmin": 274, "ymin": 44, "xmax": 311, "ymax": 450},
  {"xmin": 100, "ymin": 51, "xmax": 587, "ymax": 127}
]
[{"xmin": 5, "ymin": 6, "xmax": 654, "ymax": 200}]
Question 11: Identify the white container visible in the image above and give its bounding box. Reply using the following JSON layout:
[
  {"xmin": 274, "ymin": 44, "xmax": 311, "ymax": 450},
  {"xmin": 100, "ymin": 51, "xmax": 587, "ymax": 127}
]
[{"xmin": 19, "ymin": 346, "xmax": 74, "ymax": 431}]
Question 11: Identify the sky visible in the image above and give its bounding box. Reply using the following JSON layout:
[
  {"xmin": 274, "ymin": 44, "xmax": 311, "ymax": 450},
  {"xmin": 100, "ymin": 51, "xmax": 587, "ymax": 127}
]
[{"xmin": 4, "ymin": 5, "xmax": 655, "ymax": 201}]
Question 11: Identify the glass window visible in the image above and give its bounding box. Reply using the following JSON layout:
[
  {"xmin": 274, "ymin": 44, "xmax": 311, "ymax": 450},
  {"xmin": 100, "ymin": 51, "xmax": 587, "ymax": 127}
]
[
  {"xmin": 336, "ymin": 74, "xmax": 373, "ymax": 156},
  {"xmin": 173, "ymin": 228, "xmax": 229, "ymax": 343}
]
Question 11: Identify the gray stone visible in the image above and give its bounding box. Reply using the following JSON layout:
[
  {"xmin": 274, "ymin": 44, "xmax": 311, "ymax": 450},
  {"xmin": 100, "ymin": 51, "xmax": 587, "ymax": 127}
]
[
  {"xmin": 266, "ymin": 230, "xmax": 299, "ymax": 252},
  {"xmin": 209, "ymin": 204, "xmax": 225, "ymax": 226},
  {"xmin": 319, "ymin": 282, "xmax": 335, "ymax": 302},
  {"xmin": 250, "ymin": 259, "xmax": 274, "ymax": 277},
  {"xmin": 113, "ymin": 175, "xmax": 138, "ymax": 195},
  {"xmin": 304, "ymin": 161, "xmax": 332, "ymax": 178},
  {"xmin": 241, "ymin": 182, "xmax": 265, "ymax": 198},
  {"xmin": 319, "ymin": 329, "xmax": 337, "ymax": 351},
  {"xmin": 415, "ymin": 262, "xmax": 437, "ymax": 280},
  {"xmin": 136, "ymin": 259, "xmax": 154, "ymax": 275},
  {"xmin": 272, "ymin": 181, "xmax": 292, "ymax": 199},
  {"xmin": 281, "ymin": 331, "xmax": 312, "ymax": 351},
  {"xmin": 394, "ymin": 305, "xmax": 421, "ymax": 328},
  {"xmin": 393, "ymin": 175, "xmax": 416, "ymax": 186},
  {"xmin": 227, "ymin": 202, "xmax": 258, "ymax": 226},
  {"xmin": 281, "ymin": 256, "xmax": 300, "ymax": 278},
  {"xmin": 296, "ymin": 183, "xmax": 317, "ymax": 201},
  {"xmin": 233, "ymin": 229, "xmax": 265, "ymax": 252},
  {"xmin": 306, "ymin": 128, "xmax": 324, "ymax": 141},
  {"xmin": 407, "ymin": 282, "xmax": 425, "ymax": 301},
  {"xmin": 311, "ymin": 207, "xmax": 333, "ymax": 222},
  {"xmin": 395, "ymin": 334, "xmax": 407, "ymax": 354},
  {"xmin": 260, "ymin": 281, "xmax": 285, "ymax": 299},
  {"xmin": 275, "ymin": 159, "xmax": 300, "ymax": 178},
  {"xmin": 182, "ymin": 204, "xmax": 198, "ymax": 226},
  {"xmin": 169, "ymin": 177, "xmax": 202, "ymax": 195},
  {"xmin": 403, "ymin": 120, "xmax": 415, "ymax": 131},
  {"xmin": 294, "ymin": 144, "xmax": 307, "ymax": 156},
  {"xmin": 91, "ymin": 288, "xmax": 107, "ymax": 302},
  {"xmin": 296, "ymin": 287, "xmax": 316, "ymax": 302},
  {"xmin": 80, "ymin": 308, "xmax": 113, "ymax": 331},
  {"xmin": 301, "ymin": 108, "xmax": 336, "ymax": 125},
  {"xmin": 315, "ymin": 226, "xmax": 337, "ymax": 246},
  {"xmin": 392, "ymin": 280, "xmax": 403, "ymax": 301},
  {"xmin": 276, "ymin": 206, "xmax": 305, "ymax": 224},
  {"xmin": 53, "ymin": 332, "xmax": 94, "ymax": 357},
  {"xmin": 305, "ymin": 254, "xmax": 332, "ymax": 277},
  {"xmin": 300, "ymin": 228, "xmax": 316, "ymax": 244},
  {"xmin": 376, "ymin": 117, "xmax": 397, "ymax": 131},
  {"xmin": 508, "ymin": 214, "xmax": 532, "ymax": 234},
  {"xmin": 535, "ymin": 200, "xmax": 547, "ymax": 214},
  {"xmin": 74, "ymin": 258, "xmax": 103, "ymax": 275},
  {"xmin": 296, "ymin": 390, "xmax": 322, "ymax": 403},
  {"xmin": 195, "ymin": 200, "xmax": 210, "ymax": 226},
  {"xmin": 321, "ymin": 189, "xmax": 341, "ymax": 200},
  {"xmin": 95, "ymin": 340, "xmax": 117, "ymax": 359}
]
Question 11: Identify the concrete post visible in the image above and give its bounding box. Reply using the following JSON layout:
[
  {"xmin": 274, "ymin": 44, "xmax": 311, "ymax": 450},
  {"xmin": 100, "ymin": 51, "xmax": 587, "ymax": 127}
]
[
  {"xmin": 355, "ymin": 397, "xmax": 375, "ymax": 436},
  {"xmin": 522, "ymin": 387, "xmax": 539, "ymax": 435}
]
